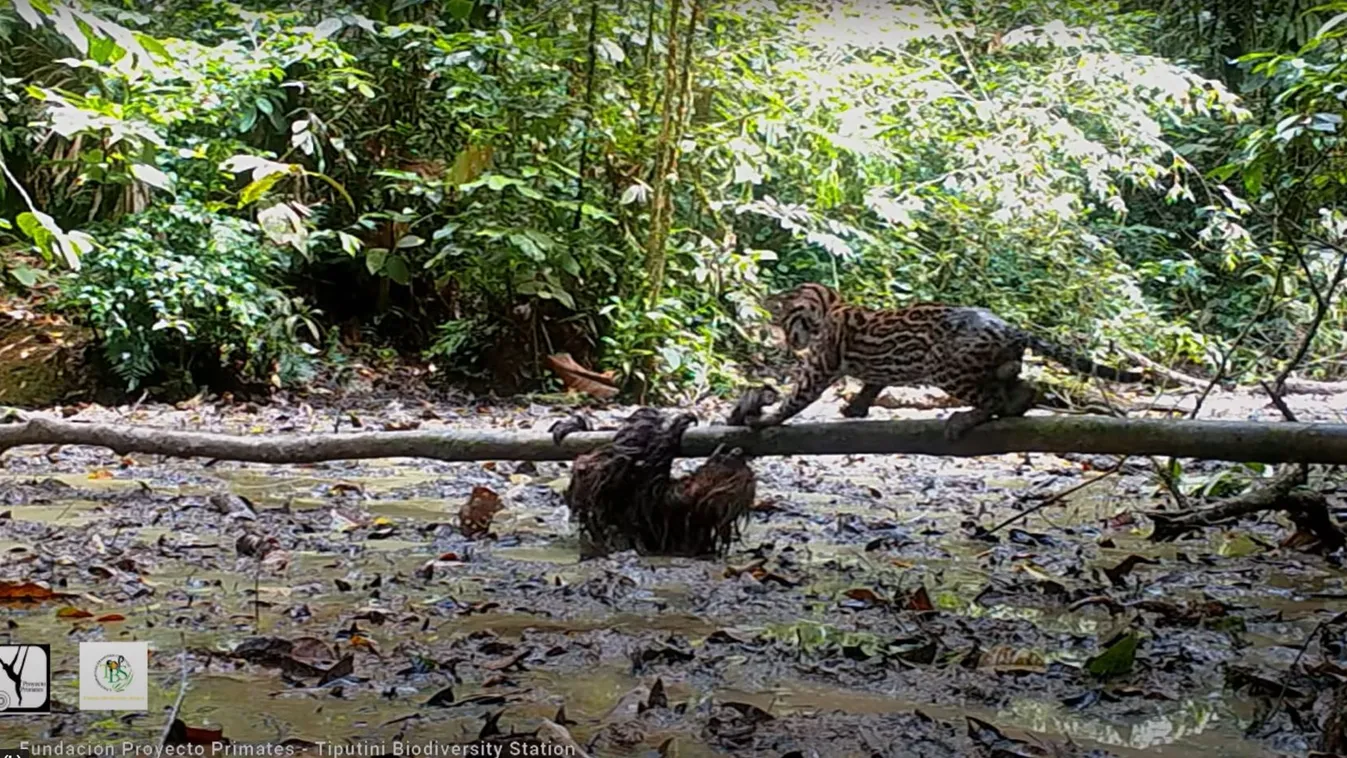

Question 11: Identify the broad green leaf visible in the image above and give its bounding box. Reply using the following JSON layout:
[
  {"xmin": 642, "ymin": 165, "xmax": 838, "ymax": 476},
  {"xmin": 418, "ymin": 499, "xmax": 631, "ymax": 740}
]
[
  {"xmin": 447, "ymin": 0, "xmax": 474, "ymax": 20},
  {"xmin": 240, "ymin": 172, "xmax": 284, "ymax": 206},
  {"xmin": 366, "ymin": 248, "xmax": 388, "ymax": 275},
  {"xmin": 9, "ymin": 266, "xmax": 41, "ymax": 287},
  {"xmin": 1086, "ymin": 632, "xmax": 1138, "ymax": 678},
  {"xmin": 396, "ymin": 235, "xmax": 425, "ymax": 249},
  {"xmin": 384, "ymin": 254, "xmax": 411, "ymax": 285},
  {"xmin": 135, "ymin": 33, "xmax": 170, "ymax": 60},
  {"xmin": 338, "ymin": 232, "xmax": 363, "ymax": 256}
]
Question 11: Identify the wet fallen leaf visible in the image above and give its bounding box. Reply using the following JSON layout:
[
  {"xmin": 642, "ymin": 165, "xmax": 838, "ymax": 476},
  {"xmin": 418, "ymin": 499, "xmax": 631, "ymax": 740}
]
[
  {"xmin": 979, "ymin": 645, "xmax": 1047, "ymax": 674},
  {"xmin": 724, "ymin": 558, "xmax": 766, "ymax": 579},
  {"xmin": 1101, "ymin": 554, "xmax": 1160, "ymax": 587},
  {"xmin": 382, "ymin": 419, "xmax": 421, "ymax": 431},
  {"xmin": 317, "ymin": 653, "xmax": 356, "ymax": 686},
  {"xmin": 88, "ymin": 469, "xmax": 113, "ymax": 480},
  {"xmin": 330, "ymin": 509, "xmax": 362, "ymax": 532},
  {"xmin": 483, "ymin": 648, "xmax": 530, "ymax": 671},
  {"xmin": 843, "ymin": 587, "xmax": 889, "ymax": 607},
  {"xmin": 425, "ymin": 686, "xmax": 456, "ymax": 707},
  {"xmin": 459, "ymin": 486, "xmax": 504, "ymax": 540},
  {"xmin": 56, "ymin": 606, "xmax": 93, "ymax": 619},
  {"xmin": 164, "ymin": 719, "xmax": 225, "ymax": 747},
  {"xmin": 1087, "ymin": 631, "xmax": 1140, "ymax": 679},
  {"xmin": 642, "ymin": 677, "xmax": 668, "ymax": 711},
  {"xmin": 95, "ymin": 614, "xmax": 125, "ymax": 623},
  {"xmin": 906, "ymin": 586, "xmax": 934, "ymax": 612},
  {"xmin": 349, "ymin": 635, "xmax": 380, "ymax": 655}
]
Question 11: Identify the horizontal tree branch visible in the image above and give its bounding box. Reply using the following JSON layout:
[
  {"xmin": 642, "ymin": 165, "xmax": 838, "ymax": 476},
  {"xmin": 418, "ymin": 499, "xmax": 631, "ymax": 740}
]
[{"xmin": 3, "ymin": 414, "xmax": 1347, "ymax": 464}]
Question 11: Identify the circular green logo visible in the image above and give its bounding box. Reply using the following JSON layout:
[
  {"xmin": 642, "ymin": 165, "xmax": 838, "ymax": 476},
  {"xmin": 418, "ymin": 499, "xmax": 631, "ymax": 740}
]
[{"xmin": 94, "ymin": 654, "xmax": 133, "ymax": 692}]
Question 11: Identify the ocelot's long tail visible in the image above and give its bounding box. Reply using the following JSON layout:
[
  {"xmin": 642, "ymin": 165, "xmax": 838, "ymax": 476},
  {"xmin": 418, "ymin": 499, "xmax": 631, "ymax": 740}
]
[{"xmin": 1023, "ymin": 334, "xmax": 1143, "ymax": 383}]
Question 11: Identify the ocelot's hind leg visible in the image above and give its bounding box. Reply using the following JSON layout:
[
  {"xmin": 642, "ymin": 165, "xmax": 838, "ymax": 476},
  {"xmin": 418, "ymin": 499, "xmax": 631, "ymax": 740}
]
[
  {"xmin": 841, "ymin": 383, "xmax": 885, "ymax": 418},
  {"xmin": 941, "ymin": 374, "xmax": 1021, "ymax": 441},
  {"xmin": 1001, "ymin": 379, "xmax": 1037, "ymax": 418}
]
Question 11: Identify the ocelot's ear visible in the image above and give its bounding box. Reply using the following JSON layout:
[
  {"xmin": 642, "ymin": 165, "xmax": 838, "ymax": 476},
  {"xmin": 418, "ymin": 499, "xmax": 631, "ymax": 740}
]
[{"xmin": 762, "ymin": 290, "xmax": 792, "ymax": 319}]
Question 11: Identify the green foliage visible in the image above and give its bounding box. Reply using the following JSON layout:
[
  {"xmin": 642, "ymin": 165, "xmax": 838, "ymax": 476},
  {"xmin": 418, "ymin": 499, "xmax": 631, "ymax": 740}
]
[
  {"xmin": 1, "ymin": 0, "xmax": 1345, "ymax": 397},
  {"xmin": 63, "ymin": 201, "xmax": 318, "ymax": 389}
]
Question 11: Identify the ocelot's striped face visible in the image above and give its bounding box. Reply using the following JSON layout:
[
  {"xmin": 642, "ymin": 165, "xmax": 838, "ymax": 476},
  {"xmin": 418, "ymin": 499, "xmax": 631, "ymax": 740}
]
[{"xmin": 765, "ymin": 283, "xmax": 840, "ymax": 351}]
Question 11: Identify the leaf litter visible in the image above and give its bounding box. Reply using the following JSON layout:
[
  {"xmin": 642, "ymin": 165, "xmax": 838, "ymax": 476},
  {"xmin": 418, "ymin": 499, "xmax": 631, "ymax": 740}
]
[{"xmin": 0, "ymin": 387, "xmax": 1343, "ymax": 756}]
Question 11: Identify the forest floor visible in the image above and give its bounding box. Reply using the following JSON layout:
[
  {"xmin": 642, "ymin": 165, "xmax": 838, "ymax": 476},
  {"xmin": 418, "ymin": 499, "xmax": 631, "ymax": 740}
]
[{"xmin": 0, "ymin": 381, "xmax": 1345, "ymax": 757}]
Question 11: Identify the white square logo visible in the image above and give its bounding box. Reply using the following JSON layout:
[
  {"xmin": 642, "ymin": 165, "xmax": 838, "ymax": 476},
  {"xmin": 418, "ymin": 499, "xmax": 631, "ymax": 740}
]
[{"xmin": 79, "ymin": 641, "xmax": 148, "ymax": 711}]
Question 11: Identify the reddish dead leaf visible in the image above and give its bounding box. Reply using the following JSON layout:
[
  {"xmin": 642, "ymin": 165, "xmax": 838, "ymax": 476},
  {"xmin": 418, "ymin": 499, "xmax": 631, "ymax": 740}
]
[
  {"xmin": 1102, "ymin": 554, "xmax": 1161, "ymax": 587},
  {"xmin": 119, "ymin": 456, "xmax": 136, "ymax": 468},
  {"xmin": 164, "ymin": 719, "xmax": 225, "ymax": 747},
  {"xmin": 545, "ymin": 353, "xmax": 619, "ymax": 400},
  {"xmin": 484, "ymin": 649, "xmax": 530, "ymax": 671},
  {"xmin": 329, "ymin": 482, "xmax": 364, "ymax": 496},
  {"xmin": 261, "ymin": 549, "xmax": 292, "ymax": 571},
  {"xmin": 906, "ymin": 586, "xmax": 934, "ymax": 612},
  {"xmin": 349, "ymin": 634, "xmax": 380, "ymax": 655},
  {"xmin": 844, "ymin": 588, "xmax": 888, "ymax": 606},
  {"xmin": 57, "ymin": 606, "xmax": 93, "ymax": 619},
  {"xmin": 95, "ymin": 614, "xmax": 126, "ymax": 623},
  {"xmin": 749, "ymin": 567, "xmax": 802, "ymax": 587},
  {"xmin": 459, "ymin": 486, "xmax": 504, "ymax": 540},
  {"xmin": 724, "ymin": 558, "xmax": 766, "ymax": 579},
  {"xmin": 1106, "ymin": 512, "xmax": 1136, "ymax": 529},
  {"xmin": 0, "ymin": 580, "xmax": 68, "ymax": 602},
  {"xmin": 750, "ymin": 499, "xmax": 785, "ymax": 513}
]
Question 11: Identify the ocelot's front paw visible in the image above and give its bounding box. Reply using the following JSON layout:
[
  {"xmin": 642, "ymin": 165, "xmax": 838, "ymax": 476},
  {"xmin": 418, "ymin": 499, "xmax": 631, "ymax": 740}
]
[
  {"xmin": 943, "ymin": 412, "xmax": 980, "ymax": 441},
  {"xmin": 745, "ymin": 414, "xmax": 780, "ymax": 431},
  {"xmin": 840, "ymin": 401, "xmax": 871, "ymax": 419}
]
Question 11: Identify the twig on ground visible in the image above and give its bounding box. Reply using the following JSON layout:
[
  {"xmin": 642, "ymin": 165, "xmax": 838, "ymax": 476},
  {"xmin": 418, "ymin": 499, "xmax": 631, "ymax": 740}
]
[
  {"xmin": 159, "ymin": 637, "xmax": 189, "ymax": 747},
  {"xmin": 987, "ymin": 457, "xmax": 1128, "ymax": 534}
]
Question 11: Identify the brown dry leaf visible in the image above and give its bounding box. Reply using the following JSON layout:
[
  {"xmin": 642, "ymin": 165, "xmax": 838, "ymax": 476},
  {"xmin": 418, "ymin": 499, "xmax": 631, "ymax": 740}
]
[
  {"xmin": 349, "ymin": 635, "xmax": 380, "ymax": 655},
  {"xmin": 317, "ymin": 653, "xmax": 355, "ymax": 686},
  {"xmin": 484, "ymin": 648, "xmax": 530, "ymax": 671},
  {"xmin": 382, "ymin": 419, "xmax": 421, "ymax": 431},
  {"xmin": 906, "ymin": 586, "xmax": 934, "ymax": 612},
  {"xmin": 724, "ymin": 558, "xmax": 766, "ymax": 579},
  {"xmin": 164, "ymin": 719, "xmax": 225, "ymax": 747},
  {"xmin": 56, "ymin": 606, "xmax": 93, "ymax": 619},
  {"xmin": 843, "ymin": 588, "xmax": 888, "ymax": 606},
  {"xmin": 979, "ymin": 645, "xmax": 1047, "ymax": 674},
  {"xmin": 261, "ymin": 549, "xmax": 292, "ymax": 572},
  {"xmin": 0, "ymin": 580, "xmax": 69, "ymax": 602},
  {"xmin": 95, "ymin": 614, "xmax": 126, "ymax": 623},
  {"xmin": 545, "ymin": 353, "xmax": 619, "ymax": 400},
  {"xmin": 291, "ymin": 637, "xmax": 336, "ymax": 665},
  {"xmin": 459, "ymin": 486, "xmax": 504, "ymax": 540}
]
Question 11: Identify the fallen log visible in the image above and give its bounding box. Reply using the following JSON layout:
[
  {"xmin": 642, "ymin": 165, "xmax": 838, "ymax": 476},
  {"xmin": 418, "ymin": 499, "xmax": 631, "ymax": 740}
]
[{"xmin": 3, "ymin": 414, "xmax": 1347, "ymax": 464}]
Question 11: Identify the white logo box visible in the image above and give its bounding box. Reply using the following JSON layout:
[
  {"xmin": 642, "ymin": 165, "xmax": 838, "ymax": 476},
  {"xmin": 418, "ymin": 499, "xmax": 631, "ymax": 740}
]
[{"xmin": 79, "ymin": 641, "xmax": 149, "ymax": 711}]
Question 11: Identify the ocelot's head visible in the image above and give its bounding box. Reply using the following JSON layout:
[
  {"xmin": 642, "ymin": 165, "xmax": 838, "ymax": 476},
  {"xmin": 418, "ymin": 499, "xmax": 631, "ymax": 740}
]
[{"xmin": 764, "ymin": 283, "xmax": 841, "ymax": 351}]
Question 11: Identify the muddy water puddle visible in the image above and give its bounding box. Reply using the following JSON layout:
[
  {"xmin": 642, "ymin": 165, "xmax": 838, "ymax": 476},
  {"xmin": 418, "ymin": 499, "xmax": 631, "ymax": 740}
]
[{"xmin": 1, "ymin": 398, "xmax": 1343, "ymax": 756}]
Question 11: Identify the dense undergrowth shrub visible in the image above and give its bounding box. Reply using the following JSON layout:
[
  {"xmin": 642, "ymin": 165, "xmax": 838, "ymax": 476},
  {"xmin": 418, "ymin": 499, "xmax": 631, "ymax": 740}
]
[{"xmin": 1, "ymin": 0, "xmax": 1344, "ymax": 398}]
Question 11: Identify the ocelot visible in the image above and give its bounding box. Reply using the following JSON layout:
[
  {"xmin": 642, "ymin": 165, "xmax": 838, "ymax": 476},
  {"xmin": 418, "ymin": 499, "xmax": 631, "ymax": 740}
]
[{"xmin": 745, "ymin": 283, "xmax": 1144, "ymax": 439}]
